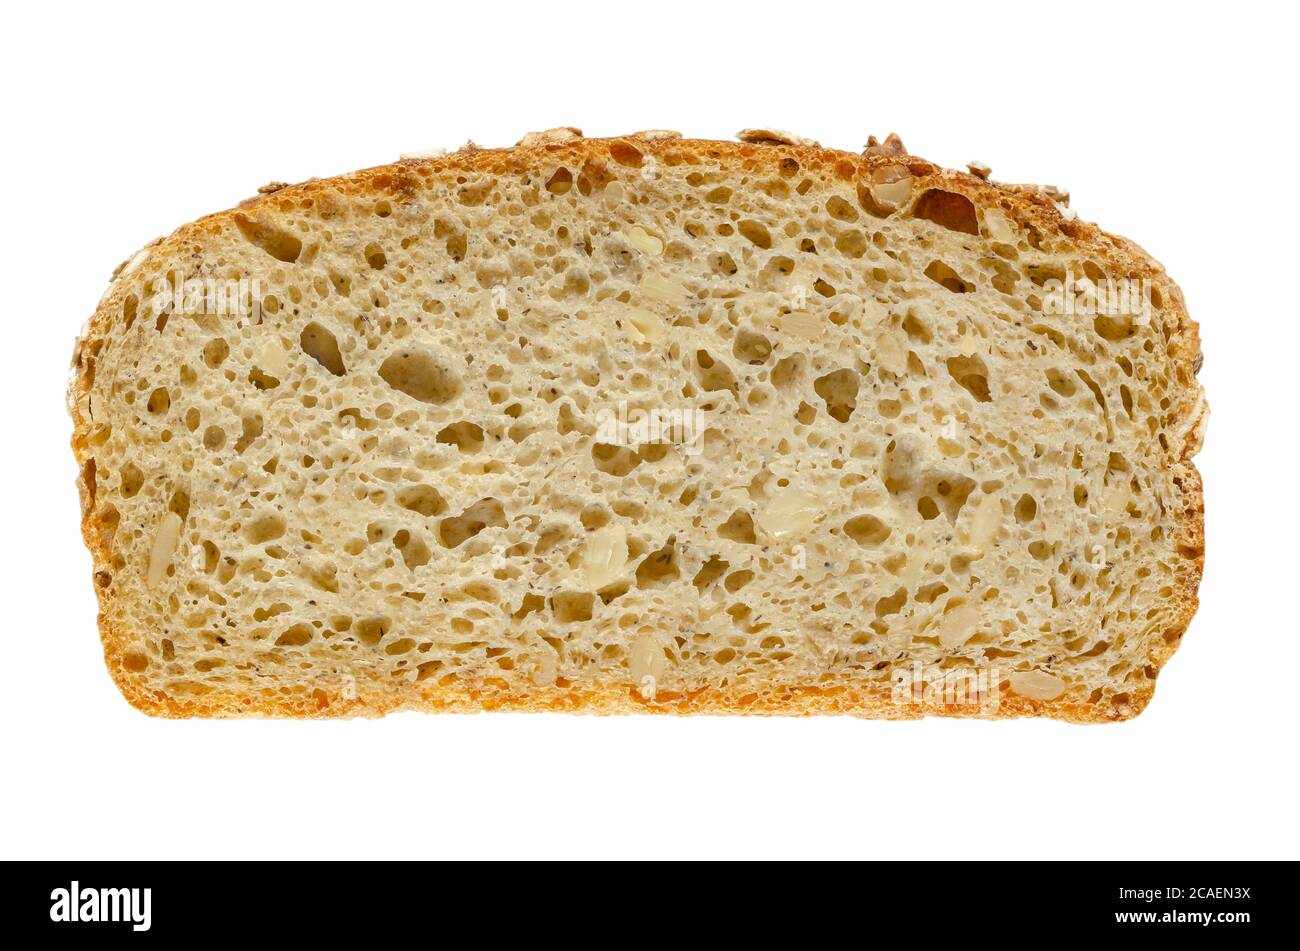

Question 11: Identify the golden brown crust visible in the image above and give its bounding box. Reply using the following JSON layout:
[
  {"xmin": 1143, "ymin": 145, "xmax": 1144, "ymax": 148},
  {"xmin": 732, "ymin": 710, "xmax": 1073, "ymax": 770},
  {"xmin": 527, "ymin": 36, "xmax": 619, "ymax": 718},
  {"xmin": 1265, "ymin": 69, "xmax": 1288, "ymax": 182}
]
[{"xmin": 69, "ymin": 131, "xmax": 1206, "ymax": 722}]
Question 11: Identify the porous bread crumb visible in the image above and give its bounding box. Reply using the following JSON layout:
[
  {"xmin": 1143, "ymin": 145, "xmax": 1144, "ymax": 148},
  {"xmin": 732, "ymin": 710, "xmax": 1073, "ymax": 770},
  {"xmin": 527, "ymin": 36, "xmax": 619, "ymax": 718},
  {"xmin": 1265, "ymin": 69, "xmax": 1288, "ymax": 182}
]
[{"xmin": 68, "ymin": 134, "xmax": 1204, "ymax": 721}]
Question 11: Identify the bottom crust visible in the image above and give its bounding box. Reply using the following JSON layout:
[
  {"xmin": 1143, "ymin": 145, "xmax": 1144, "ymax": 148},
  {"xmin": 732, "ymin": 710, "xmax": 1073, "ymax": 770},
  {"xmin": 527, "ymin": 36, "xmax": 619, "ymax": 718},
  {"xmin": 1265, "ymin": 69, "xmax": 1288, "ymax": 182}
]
[{"xmin": 102, "ymin": 636, "xmax": 1158, "ymax": 723}]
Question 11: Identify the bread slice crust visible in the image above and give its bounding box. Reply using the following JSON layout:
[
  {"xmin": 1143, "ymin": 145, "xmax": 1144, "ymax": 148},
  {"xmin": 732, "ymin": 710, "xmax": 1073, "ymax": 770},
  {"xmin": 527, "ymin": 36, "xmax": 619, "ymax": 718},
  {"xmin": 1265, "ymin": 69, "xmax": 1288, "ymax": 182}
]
[{"xmin": 69, "ymin": 131, "xmax": 1206, "ymax": 722}]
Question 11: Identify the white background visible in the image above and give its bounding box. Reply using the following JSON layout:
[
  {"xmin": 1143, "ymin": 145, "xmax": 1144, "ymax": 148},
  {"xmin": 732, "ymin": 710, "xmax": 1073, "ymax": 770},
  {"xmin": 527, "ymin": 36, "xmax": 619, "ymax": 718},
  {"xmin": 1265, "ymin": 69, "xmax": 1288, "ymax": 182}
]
[{"xmin": 2, "ymin": 0, "xmax": 1296, "ymax": 860}]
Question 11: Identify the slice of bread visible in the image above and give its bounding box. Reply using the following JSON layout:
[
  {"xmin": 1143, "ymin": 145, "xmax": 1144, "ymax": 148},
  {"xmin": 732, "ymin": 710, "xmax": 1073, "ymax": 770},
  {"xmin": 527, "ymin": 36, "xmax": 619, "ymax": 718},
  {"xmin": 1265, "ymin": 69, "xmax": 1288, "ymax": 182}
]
[{"xmin": 68, "ymin": 128, "xmax": 1206, "ymax": 721}]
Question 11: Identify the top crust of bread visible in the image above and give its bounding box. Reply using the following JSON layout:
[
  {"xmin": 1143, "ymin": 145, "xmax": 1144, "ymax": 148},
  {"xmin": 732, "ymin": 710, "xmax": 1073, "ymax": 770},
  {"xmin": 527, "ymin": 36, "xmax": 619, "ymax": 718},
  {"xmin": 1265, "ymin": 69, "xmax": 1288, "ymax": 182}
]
[{"xmin": 69, "ymin": 130, "xmax": 1206, "ymax": 721}]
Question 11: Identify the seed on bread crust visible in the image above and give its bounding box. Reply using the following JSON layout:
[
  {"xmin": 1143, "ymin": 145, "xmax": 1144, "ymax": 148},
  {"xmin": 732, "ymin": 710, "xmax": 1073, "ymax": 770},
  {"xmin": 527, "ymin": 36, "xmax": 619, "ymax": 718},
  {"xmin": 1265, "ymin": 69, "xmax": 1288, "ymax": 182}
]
[{"xmin": 737, "ymin": 128, "xmax": 821, "ymax": 147}]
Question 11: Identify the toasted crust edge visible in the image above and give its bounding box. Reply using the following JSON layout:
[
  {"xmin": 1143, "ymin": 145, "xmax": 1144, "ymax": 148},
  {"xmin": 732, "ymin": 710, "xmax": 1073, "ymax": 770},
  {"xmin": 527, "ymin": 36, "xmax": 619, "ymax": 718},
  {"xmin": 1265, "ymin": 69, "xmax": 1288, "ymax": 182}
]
[{"xmin": 69, "ymin": 132, "xmax": 1206, "ymax": 722}]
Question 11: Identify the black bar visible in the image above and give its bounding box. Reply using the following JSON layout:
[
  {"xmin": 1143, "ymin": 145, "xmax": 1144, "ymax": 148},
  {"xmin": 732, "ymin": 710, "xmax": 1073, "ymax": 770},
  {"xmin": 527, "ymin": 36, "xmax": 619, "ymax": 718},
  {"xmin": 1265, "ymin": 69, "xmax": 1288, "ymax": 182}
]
[{"xmin": 9, "ymin": 861, "xmax": 1284, "ymax": 938}]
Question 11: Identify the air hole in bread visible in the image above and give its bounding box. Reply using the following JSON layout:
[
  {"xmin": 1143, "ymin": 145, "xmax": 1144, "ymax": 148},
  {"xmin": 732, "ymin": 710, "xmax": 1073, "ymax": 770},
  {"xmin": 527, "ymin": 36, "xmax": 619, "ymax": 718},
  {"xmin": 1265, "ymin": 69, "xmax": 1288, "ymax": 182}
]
[
  {"xmin": 814, "ymin": 369, "xmax": 860, "ymax": 422},
  {"xmin": 945, "ymin": 354, "xmax": 993, "ymax": 402},
  {"xmin": 439, "ymin": 498, "xmax": 506, "ymax": 548},
  {"xmin": 911, "ymin": 189, "xmax": 979, "ymax": 234},
  {"xmin": 379, "ymin": 350, "xmax": 461, "ymax": 404},
  {"xmin": 924, "ymin": 260, "xmax": 974, "ymax": 293},
  {"xmin": 844, "ymin": 514, "xmax": 891, "ymax": 546}
]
